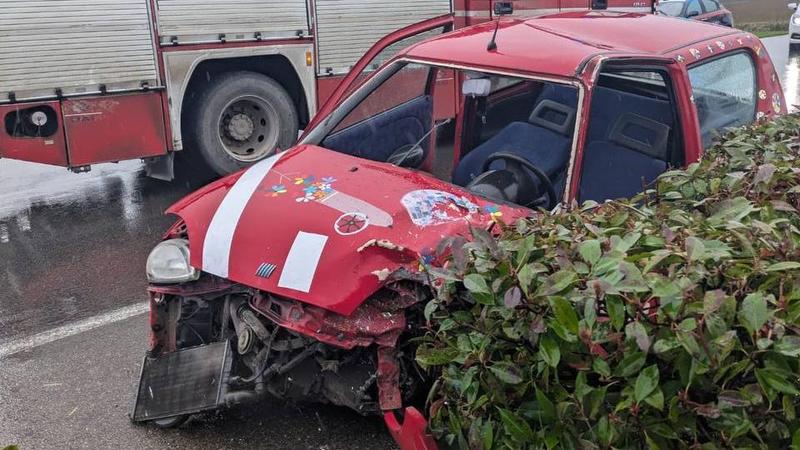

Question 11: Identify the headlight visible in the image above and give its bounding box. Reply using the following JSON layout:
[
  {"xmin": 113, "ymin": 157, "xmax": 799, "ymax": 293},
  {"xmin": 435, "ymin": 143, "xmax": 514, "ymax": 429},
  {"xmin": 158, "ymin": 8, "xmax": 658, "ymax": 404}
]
[
  {"xmin": 146, "ymin": 239, "xmax": 199, "ymax": 284},
  {"xmin": 793, "ymin": 15, "xmax": 800, "ymax": 25}
]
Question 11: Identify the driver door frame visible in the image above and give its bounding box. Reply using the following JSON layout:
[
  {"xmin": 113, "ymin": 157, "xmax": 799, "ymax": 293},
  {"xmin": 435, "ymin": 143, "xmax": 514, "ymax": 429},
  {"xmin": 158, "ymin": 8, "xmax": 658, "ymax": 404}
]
[{"xmin": 566, "ymin": 55, "xmax": 699, "ymax": 204}]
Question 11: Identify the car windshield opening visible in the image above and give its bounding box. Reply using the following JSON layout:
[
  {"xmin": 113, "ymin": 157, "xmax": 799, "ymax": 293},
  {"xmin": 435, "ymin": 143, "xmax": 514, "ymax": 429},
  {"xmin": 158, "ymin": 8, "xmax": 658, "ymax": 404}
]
[{"xmin": 310, "ymin": 61, "xmax": 579, "ymax": 208}]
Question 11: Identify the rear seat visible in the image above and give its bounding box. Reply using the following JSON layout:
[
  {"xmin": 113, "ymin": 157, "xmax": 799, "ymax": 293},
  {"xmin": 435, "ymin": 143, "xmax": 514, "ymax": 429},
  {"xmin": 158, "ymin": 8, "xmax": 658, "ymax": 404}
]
[
  {"xmin": 587, "ymin": 87, "xmax": 674, "ymax": 143},
  {"xmin": 579, "ymin": 112, "xmax": 672, "ymax": 202}
]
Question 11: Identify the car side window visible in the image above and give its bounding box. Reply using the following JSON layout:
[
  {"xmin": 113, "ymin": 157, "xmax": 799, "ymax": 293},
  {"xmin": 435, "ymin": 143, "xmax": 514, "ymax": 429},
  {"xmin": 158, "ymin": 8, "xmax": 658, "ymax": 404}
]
[
  {"xmin": 688, "ymin": 52, "xmax": 757, "ymax": 148},
  {"xmin": 686, "ymin": 0, "xmax": 702, "ymax": 15},
  {"xmin": 700, "ymin": 0, "xmax": 718, "ymax": 12}
]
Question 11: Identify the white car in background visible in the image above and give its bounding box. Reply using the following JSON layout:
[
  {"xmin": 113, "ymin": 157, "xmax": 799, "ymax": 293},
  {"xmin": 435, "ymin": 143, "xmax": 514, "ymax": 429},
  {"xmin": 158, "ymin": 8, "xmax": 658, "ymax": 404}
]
[{"xmin": 790, "ymin": 2, "xmax": 800, "ymax": 50}]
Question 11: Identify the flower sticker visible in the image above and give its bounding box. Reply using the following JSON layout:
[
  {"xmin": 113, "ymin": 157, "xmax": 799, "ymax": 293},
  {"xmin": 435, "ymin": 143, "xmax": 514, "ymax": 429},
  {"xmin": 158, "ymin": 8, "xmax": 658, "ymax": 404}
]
[
  {"xmin": 689, "ymin": 48, "xmax": 702, "ymax": 60},
  {"xmin": 706, "ymin": 44, "xmax": 714, "ymax": 54},
  {"xmin": 773, "ymin": 93, "xmax": 782, "ymax": 113},
  {"xmin": 716, "ymin": 41, "xmax": 725, "ymax": 50},
  {"xmin": 271, "ymin": 184, "xmax": 287, "ymax": 196},
  {"xmin": 483, "ymin": 205, "xmax": 503, "ymax": 220},
  {"xmin": 294, "ymin": 175, "xmax": 315, "ymax": 185},
  {"xmin": 676, "ymin": 54, "xmax": 686, "ymax": 63},
  {"xmin": 759, "ymin": 90, "xmax": 767, "ymax": 100},
  {"xmin": 335, "ymin": 212, "xmax": 369, "ymax": 236}
]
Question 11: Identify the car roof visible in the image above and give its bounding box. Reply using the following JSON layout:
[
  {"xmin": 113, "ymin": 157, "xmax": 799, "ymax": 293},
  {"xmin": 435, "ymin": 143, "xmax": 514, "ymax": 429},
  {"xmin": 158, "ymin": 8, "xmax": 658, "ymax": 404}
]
[{"xmin": 402, "ymin": 11, "xmax": 738, "ymax": 79}]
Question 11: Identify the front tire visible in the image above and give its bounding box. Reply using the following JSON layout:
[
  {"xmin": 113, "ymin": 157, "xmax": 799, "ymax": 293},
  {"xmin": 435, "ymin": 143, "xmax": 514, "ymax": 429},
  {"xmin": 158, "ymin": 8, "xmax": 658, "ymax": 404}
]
[{"xmin": 185, "ymin": 71, "xmax": 299, "ymax": 176}]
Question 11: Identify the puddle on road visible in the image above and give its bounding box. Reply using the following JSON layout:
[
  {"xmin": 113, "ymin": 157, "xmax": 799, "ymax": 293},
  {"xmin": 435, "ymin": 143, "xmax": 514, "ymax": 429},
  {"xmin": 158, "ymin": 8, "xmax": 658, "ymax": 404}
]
[{"xmin": 0, "ymin": 160, "xmax": 206, "ymax": 342}]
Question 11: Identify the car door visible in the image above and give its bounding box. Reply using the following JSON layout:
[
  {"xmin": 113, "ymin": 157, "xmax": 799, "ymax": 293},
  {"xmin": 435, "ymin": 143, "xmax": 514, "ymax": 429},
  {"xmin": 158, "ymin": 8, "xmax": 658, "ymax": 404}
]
[
  {"xmin": 569, "ymin": 57, "xmax": 699, "ymax": 203},
  {"xmin": 305, "ymin": 15, "xmax": 454, "ymax": 134}
]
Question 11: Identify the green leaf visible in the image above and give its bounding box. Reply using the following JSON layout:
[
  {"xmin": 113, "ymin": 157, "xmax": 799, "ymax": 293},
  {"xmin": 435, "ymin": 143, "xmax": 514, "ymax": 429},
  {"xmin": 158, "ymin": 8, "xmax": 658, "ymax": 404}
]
[
  {"xmin": 536, "ymin": 270, "xmax": 577, "ymax": 296},
  {"xmin": 489, "ymin": 363, "xmax": 524, "ymax": 385},
  {"xmin": 497, "ymin": 408, "xmax": 534, "ymax": 443},
  {"xmin": 615, "ymin": 351, "xmax": 646, "ymax": 378},
  {"xmin": 756, "ymin": 368, "xmax": 800, "ymax": 396},
  {"xmin": 634, "ymin": 365, "xmax": 660, "ymax": 402},
  {"xmin": 464, "ymin": 274, "xmax": 494, "ymax": 305},
  {"xmin": 593, "ymin": 358, "xmax": 611, "ymax": 378},
  {"xmin": 685, "ymin": 236, "xmax": 705, "ymax": 261},
  {"xmin": 423, "ymin": 300, "xmax": 437, "ymax": 321},
  {"xmin": 549, "ymin": 296, "xmax": 579, "ymax": 335},
  {"xmin": 415, "ymin": 345, "xmax": 459, "ymax": 367},
  {"xmin": 481, "ymin": 419, "xmax": 494, "ymax": 450},
  {"xmin": 534, "ymin": 389, "xmax": 556, "ymax": 422},
  {"xmin": 579, "ymin": 240, "xmax": 602, "ymax": 265},
  {"xmin": 775, "ymin": 336, "xmax": 800, "ymax": 357},
  {"xmin": 539, "ymin": 335, "xmax": 561, "ymax": 368},
  {"xmin": 738, "ymin": 292, "xmax": 768, "ymax": 336},
  {"xmin": 625, "ymin": 321, "xmax": 651, "ymax": 352},
  {"xmin": 644, "ymin": 388, "xmax": 664, "ymax": 410},
  {"xmin": 574, "ymin": 371, "xmax": 593, "ymax": 399},
  {"xmin": 653, "ymin": 338, "xmax": 680, "ymax": 354},
  {"xmin": 606, "ymin": 296, "xmax": 626, "ymax": 331},
  {"xmin": 765, "ymin": 261, "xmax": 800, "ymax": 272}
]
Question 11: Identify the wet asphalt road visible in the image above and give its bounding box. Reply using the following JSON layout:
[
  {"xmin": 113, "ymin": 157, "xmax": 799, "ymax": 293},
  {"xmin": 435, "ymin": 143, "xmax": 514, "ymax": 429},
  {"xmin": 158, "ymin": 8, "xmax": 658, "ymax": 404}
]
[{"xmin": 0, "ymin": 33, "xmax": 797, "ymax": 450}]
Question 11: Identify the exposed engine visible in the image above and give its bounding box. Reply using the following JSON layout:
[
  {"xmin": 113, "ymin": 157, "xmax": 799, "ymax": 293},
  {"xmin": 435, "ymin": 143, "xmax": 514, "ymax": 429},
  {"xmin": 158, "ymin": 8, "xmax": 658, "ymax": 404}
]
[{"xmin": 159, "ymin": 280, "xmax": 430, "ymax": 416}]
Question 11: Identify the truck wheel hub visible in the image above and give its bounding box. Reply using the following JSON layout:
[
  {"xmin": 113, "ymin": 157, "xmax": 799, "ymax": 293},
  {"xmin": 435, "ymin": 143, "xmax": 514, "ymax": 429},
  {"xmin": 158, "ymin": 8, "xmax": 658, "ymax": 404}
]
[{"xmin": 227, "ymin": 113, "xmax": 255, "ymax": 141}]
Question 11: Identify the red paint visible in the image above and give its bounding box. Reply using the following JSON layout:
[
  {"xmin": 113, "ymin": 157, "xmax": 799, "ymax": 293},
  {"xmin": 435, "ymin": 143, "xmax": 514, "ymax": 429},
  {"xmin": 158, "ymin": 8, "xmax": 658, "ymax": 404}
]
[
  {"xmin": 384, "ymin": 408, "xmax": 439, "ymax": 450},
  {"xmin": 169, "ymin": 144, "xmax": 522, "ymax": 316},
  {"xmin": 316, "ymin": 76, "xmax": 347, "ymax": 110},
  {"xmin": 0, "ymin": 101, "xmax": 69, "ymax": 166},
  {"xmin": 62, "ymin": 92, "xmax": 168, "ymax": 166},
  {"xmin": 249, "ymin": 290, "xmax": 407, "ymax": 350},
  {"xmin": 148, "ymin": 0, "xmax": 172, "ymax": 152}
]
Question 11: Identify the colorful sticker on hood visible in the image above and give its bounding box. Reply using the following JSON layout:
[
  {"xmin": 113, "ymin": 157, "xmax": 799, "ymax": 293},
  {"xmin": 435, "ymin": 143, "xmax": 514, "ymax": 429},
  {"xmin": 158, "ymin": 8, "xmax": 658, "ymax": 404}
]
[
  {"xmin": 402, "ymin": 189, "xmax": 479, "ymax": 227},
  {"xmin": 268, "ymin": 173, "xmax": 393, "ymax": 234}
]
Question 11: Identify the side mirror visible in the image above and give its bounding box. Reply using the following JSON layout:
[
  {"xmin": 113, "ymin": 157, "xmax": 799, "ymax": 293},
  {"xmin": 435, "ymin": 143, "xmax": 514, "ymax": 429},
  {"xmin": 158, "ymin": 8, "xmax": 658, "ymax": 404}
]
[
  {"xmin": 687, "ymin": 10, "xmax": 700, "ymax": 18},
  {"xmin": 591, "ymin": 0, "xmax": 608, "ymax": 10},
  {"xmin": 790, "ymin": 2, "xmax": 798, "ymax": 10}
]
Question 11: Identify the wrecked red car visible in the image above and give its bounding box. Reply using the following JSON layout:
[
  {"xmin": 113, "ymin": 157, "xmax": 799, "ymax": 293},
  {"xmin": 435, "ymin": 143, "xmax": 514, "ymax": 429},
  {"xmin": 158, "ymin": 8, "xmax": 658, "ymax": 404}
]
[{"xmin": 131, "ymin": 11, "xmax": 785, "ymax": 449}]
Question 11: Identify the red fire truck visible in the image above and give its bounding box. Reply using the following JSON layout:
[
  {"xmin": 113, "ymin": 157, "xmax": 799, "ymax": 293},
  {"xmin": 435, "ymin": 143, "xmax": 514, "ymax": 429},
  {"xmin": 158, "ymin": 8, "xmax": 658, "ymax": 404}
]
[{"xmin": 0, "ymin": 0, "xmax": 654, "ymax": 180}]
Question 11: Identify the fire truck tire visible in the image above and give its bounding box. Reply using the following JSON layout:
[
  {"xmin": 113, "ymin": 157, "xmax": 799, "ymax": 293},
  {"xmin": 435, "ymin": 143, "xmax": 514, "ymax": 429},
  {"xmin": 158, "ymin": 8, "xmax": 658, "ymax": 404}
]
[{"xmin": 186, "ymin": 71, "xmax": 299, "ymax": 176}]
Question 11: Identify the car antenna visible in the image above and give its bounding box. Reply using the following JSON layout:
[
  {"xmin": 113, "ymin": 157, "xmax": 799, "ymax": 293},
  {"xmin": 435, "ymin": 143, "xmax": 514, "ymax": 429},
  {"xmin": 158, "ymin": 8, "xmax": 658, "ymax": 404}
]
[
  {"xmin": 487, "ymin": 20, "xmax": 501, "ymax": 51},
  {"xmin": 487, "ymin": 2, "xmax": 512, "ymax": 51}
]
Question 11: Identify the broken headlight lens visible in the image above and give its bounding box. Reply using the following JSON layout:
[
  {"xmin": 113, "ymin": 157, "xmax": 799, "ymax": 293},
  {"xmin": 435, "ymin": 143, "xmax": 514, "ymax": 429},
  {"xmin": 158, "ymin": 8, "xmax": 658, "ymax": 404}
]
[{"xmin": 146, "ymin": 239, "xmax": 199, "ymax": 284}]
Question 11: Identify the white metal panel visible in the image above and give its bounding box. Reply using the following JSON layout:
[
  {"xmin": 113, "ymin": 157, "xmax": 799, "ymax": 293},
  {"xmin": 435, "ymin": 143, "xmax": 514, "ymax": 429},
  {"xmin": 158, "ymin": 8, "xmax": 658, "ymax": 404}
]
[
  {"xmin": 0, "ymin": 0, "xmax": 159, "ymax": 103},
  {"xmin": 315, "ymin": 0, "xmax": 451, "ymax": 75},
  {"xmin": 155, "ymin": 0, "xmax": 310, "ymax": 45}
]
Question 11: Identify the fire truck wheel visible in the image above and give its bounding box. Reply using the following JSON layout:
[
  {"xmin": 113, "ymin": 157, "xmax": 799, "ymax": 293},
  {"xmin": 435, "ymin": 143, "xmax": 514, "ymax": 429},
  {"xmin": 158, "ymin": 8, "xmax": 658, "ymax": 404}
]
[{"xmin": 187, "ymin": 71, "xmax": 299, "ymax": 176}]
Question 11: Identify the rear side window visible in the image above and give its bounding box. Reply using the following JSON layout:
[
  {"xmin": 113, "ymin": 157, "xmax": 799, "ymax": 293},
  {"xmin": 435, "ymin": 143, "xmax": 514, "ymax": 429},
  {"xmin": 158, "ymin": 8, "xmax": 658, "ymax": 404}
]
[
  {"xmin": 688, "ymin": 52, "xmax": 757, "ymax": 148},
  {"xmin": 701, "ymin": 0, "xmax": 718, "ymax": 12}
]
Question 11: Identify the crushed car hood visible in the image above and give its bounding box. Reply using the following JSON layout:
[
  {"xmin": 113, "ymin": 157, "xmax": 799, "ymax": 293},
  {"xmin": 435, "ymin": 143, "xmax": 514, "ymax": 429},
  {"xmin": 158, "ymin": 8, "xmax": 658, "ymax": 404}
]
[{"xmin": 168, "ymin": 145, "xmax": 523, "ymax": 315}]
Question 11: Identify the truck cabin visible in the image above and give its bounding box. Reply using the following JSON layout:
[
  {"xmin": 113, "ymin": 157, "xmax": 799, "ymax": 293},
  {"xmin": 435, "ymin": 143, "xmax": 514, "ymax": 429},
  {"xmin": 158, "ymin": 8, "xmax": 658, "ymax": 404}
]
[{"xmin": 302, "ymin": 12, "xmax": 782, "ymax": 209}]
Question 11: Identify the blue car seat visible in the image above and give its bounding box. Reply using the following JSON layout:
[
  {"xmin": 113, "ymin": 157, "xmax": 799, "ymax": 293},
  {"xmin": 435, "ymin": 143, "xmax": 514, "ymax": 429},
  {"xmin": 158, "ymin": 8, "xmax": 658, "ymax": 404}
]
[{"xmin": 453, "ymin": 84, "xmax": 578, "ymax": 187}]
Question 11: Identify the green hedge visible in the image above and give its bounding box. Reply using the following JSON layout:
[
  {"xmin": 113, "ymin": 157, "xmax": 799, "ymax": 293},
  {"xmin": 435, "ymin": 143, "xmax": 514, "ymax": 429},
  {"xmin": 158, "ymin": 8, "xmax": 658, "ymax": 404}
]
[{"xmin": 419, "ymin": 115, "xmax": 800, "ymax": 449}]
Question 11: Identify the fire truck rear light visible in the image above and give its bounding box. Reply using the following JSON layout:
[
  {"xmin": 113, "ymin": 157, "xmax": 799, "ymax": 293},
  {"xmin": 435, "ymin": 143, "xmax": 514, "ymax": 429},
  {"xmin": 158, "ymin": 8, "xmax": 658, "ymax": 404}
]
[{"xmin": 306, "ymin": 51, "xmax": 313, "ymax": 67}]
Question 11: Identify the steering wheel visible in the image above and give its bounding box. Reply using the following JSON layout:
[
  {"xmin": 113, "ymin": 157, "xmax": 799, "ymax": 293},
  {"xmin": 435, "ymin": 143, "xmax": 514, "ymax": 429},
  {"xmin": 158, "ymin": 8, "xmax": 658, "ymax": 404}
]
[{"xmin": 477, "ymin": 152, "xmax": 558, "ymax": 209}]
